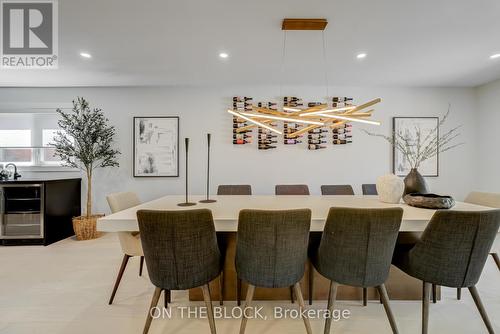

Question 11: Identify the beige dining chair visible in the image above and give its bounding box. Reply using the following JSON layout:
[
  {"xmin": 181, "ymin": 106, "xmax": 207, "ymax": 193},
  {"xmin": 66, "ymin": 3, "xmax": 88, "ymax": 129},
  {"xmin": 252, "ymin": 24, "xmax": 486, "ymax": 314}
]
[{"xmin": 106, "ymin": 192, "xmax": 145, "ymax": 305}]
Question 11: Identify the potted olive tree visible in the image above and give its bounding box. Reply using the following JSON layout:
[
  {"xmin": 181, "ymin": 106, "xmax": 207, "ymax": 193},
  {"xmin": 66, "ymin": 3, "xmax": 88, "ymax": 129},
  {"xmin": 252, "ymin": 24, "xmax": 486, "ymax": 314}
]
[{"xmin": 53, "ymin": 97, "xmax": 120, "ymax": 240}]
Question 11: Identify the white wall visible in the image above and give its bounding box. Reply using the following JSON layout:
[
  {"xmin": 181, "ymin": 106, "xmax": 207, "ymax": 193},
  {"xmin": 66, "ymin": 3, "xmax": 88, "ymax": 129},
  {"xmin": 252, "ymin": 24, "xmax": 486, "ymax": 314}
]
[
  {"xmin": 0, "ymin": 85, "xmax": 478, "ymax": 213},
  {"xmin": 477, "ymin": 79, "xmax": 500, "ymax": 192}
]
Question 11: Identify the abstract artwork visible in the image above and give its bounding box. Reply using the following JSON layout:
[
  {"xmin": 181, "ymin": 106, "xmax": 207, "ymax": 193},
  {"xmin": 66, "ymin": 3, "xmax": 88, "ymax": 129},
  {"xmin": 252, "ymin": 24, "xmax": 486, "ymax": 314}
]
[{"xmin": 133, "ymin": 117, "xmax": 179, "ymax": 177}]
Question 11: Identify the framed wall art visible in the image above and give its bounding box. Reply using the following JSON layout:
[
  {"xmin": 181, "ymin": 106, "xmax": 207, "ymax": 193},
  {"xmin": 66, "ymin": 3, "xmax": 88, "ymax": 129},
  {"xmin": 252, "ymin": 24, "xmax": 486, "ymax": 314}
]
[
  {"xmin": 133, "ymin": 116, "xmax": 179, "ymax": 177},
  {"xmin": 393, "ymin": 117, "xmax": 439, "ymax": 177}
]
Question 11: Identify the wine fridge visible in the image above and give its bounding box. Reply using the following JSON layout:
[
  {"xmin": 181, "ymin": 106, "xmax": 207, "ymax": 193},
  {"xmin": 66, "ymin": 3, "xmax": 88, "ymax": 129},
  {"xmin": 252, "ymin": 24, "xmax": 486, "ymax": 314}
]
[{"xmin": 0, "ymin": 184, "xmax": 44, "ymax": 240}]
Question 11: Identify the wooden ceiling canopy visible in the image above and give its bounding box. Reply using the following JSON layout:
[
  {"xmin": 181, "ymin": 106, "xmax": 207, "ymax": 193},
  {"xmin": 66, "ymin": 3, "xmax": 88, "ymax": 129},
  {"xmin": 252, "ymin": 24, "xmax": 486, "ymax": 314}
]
[{"xmin": 282, "ymin": 18, "xmax": 328, "ymax": 31}]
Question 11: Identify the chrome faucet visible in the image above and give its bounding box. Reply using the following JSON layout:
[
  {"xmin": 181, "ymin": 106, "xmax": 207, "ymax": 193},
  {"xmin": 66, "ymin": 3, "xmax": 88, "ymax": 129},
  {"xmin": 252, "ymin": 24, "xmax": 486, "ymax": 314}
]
[{"xmin": 4, "ymin": 163, "xmax": 21, "ymax": 180}]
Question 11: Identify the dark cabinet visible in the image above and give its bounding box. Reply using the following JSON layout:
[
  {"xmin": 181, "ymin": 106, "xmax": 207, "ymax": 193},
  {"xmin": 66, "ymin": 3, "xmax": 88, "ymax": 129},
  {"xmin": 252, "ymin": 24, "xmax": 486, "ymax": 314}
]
[{"xmin": 0, "ymin": 178, "xmax": 81, "ymax": 246}]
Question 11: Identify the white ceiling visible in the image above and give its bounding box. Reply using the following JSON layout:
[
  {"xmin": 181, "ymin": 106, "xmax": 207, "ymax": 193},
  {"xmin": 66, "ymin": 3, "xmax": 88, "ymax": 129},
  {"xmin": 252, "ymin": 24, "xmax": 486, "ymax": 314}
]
[{"xmin": 1, "ymin": 0, "xmax": 500, "ymax": 87}]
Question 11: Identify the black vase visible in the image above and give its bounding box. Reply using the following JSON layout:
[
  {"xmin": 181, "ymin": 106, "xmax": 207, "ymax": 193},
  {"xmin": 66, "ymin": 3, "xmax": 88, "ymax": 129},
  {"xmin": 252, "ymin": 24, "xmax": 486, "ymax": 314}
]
[{"xmin": 403, "ymin": 168, "xmax": 429, "ymax": 196}]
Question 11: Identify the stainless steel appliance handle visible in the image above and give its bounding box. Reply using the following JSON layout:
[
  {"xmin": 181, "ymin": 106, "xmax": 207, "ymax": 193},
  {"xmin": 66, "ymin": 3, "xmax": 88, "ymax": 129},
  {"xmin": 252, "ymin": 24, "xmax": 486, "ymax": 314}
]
[{"xmin": 0, "ymin": 187, "xmax": 4, "ymax": 238}]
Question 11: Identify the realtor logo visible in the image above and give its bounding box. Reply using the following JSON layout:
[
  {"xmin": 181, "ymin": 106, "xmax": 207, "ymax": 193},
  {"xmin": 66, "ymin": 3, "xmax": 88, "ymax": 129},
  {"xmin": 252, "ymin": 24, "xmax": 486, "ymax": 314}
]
[{"xmin": 1, "ymin": 0, "xmax": 58, "ymax": 69}]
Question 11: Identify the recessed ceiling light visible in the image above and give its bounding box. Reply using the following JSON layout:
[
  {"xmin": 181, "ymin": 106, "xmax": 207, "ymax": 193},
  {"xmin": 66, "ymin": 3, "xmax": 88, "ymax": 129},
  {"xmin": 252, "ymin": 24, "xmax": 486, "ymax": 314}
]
[
  {"xmin": 219, "ymin": 52, "xmax": 229, "ymax": 59},
  {"xmin": 80, "ymin": 52, "xmax": 92, "ymax": 59},
  {"xmin": 356, "ymin": 53, "xmax": 367, "ymax": 59},
  {"xmin": 490, "ymin": 53, "xmax": 500, "ymax": 59}
]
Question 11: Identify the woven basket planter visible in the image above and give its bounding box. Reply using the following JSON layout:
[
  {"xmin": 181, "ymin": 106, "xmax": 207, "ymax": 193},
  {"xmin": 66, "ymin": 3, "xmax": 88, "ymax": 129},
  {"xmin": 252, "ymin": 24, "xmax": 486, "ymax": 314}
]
[{"xmin": 72, "ymin": 215, "xmax": 103, "ymax": 240}]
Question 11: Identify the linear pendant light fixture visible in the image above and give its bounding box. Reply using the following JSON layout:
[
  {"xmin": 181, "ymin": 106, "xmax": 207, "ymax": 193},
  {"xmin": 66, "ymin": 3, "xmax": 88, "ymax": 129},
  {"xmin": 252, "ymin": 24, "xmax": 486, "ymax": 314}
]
[{"xmin": 227, "ymin": 18, "xmax": 382, "ymax": 136}]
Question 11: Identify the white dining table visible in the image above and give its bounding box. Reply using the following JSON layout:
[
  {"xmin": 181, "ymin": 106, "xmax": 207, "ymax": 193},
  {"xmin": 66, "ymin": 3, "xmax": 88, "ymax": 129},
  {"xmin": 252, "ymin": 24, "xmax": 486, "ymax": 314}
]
[{"xmin": 97, "ymin": 195, "xmax": 497, "ymax": 233}]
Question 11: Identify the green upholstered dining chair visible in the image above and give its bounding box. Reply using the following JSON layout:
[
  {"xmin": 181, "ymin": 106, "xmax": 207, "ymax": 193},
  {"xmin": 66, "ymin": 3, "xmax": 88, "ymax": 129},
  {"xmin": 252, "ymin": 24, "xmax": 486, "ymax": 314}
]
[
  {"xmin": 311, "ymin": 207, "xmax": 403, "ymax": 334},
  {"xmin": 321, "ymin": 184, "xmax": 355, "ymax": 195},
  {"xmin": 217, "ymin": 184, "xmax": 252, "ymax": 195},
  {"xmin": 137, "ymin": 209, "xmax": 223, "ymax": 334},
  {"xmin": 392, "ymin": 209, "xmax": 500, "ymax": 334},
  {"xmin": 236, "ymin": 209, "xmax": 312, "ymax": 334},
  {"xmin": 362, "ymin": 184, "xmax": 378, "ymax": 195}
]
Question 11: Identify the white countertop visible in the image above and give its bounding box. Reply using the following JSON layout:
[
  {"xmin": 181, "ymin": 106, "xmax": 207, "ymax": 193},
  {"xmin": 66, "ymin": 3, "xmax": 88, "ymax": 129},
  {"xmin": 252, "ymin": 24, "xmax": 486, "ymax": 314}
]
[{"xmin": 96, "ymin": 195, "xmax": 495, "ymax": 232}]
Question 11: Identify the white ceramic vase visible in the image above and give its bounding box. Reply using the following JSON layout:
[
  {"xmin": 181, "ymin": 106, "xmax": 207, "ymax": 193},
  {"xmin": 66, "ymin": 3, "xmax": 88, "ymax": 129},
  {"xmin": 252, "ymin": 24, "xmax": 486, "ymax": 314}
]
[{"xmin": 376, "ymin": 174, "xmax": 404, "ymax": 204}]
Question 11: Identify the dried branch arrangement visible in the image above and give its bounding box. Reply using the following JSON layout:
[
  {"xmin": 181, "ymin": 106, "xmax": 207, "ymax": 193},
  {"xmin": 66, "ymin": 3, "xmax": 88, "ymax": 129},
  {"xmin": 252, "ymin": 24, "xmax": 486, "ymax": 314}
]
[{"xmin": 364, "ymin": 105, "xmax": 464, "ymax": 170}]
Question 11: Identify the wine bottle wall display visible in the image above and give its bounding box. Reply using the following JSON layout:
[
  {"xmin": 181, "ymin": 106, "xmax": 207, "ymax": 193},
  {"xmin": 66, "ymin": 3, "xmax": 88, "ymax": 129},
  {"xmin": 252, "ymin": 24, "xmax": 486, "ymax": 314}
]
[
  {"xmin": 232, "ymin": 96, "xmax": 253, "ymax": 145},
  {"xmin": 283, "ymin": 96, "xmax": 303, "ymax": 145},
  {"xmin": 230, "ymin": 96, "xmax": 359, "ymax": 150},
  {"xmin": 331, "ymin": 97, "xmax": 354, "ymax": 145},
  {"xmin": 307, "ymin": 102, "xmax": 327, "ymax": 150},
  {"xmin": 257, "ymin": 102, "xmax": 278, "ymax": 150}
]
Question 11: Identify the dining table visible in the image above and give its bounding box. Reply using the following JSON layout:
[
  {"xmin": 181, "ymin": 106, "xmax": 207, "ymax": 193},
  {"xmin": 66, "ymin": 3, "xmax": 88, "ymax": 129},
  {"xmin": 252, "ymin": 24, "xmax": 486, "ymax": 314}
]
[{"xmin": 97, "ymin": 195, "xmax": 498, "ymax": 302}]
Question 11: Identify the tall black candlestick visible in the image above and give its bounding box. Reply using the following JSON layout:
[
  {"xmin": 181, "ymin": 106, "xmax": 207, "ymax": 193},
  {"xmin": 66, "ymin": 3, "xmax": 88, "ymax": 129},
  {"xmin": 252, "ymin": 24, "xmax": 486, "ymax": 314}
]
[
  {"xmin": 178, "ymin": 137, "xmax": 196, "ymax": 207},
  {"xmin": 200, "ymin": 133, "xmax": 216, "ymax": 203}
]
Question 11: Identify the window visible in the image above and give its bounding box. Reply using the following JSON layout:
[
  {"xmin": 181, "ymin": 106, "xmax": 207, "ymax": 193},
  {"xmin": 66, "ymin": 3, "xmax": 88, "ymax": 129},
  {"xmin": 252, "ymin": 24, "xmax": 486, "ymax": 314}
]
[
  {"xmin": 0, "ymin": 112, "xmax": 68, "ymax": 168},
  {"xmin": 0, "ymin": 130, "xmax": 33, "ymax": 165}
]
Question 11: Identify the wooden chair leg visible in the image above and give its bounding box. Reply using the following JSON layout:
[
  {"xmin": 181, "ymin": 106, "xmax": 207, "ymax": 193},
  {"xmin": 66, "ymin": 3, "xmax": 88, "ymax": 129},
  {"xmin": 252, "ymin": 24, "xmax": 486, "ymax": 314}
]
[
  {"xmin": 219, "ymin": 271, "xmax": 224, "ymax": 306},
  {"xmin": 139, "ymin": 256, "xmax": 144, "ymax": 276},
  {"xmin": 239, "ymin": 284, "xmax": 255, "ymax": 334},
  {"xmin": 468, "ymin": 286, "xmax": 495, "ymax": 334},
  {"xmin": 324, "ymin": 281, "xmax": 338, "ymax": 334},
  {"xmin": 432, "ymin": 284, "xmax": 437, "ymax": 303},
  {"xmin": 237, "ymin": 278, "xmax": 242, "ymax": 306},
  {"xmin": 308, "ymin": 261, "xmax": 314, "ymax": 305},
  {"xmin": 377, "ymin": 284, "xmax": 399, "ymax": 334},
  {"xmin": 108, "ymin": 254, "xmax": 131, "ymax": 305},
  {"xmin": 143, "ymin": 287, "xmax": 162, "ymax": 334},
  {"xmin": 491, "ymin": 252, "xmax": 500, "ymax": 271},
  {"xmin": 363, "ymin": 288, "xmax": 367, "ymax": 306},
  {"xmin": 294, "ymin": 282, "xmax": 312, "ymax": 334},
  {"xmin": 202, "ymin": 284, "xmax": 217, "ymax": 334},
  {"xmin": 290, "ymin": 286, "xmax": 295, "ymax": 304},
  {"xmin": 457, "ymin": 288, "xmax": 462, "ymax": 300},
  {"xmin": 422, "ymin": 282, "xmax": 431, "ymax": 334}
]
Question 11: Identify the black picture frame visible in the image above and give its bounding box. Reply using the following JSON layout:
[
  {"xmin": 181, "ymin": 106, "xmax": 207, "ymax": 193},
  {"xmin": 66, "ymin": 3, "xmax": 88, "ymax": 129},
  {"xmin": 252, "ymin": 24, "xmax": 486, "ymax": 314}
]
[
  {"xmin": 392, "ymin": 117, "xmax": 439, "ymax": 177},
  {"xmin": 133, "ymin": 116, "xmax": 179, "ymax": 177}
]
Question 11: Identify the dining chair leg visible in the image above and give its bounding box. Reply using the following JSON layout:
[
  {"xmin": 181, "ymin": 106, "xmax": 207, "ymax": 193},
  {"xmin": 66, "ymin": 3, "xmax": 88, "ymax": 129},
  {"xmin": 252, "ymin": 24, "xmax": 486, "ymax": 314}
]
[
  {"xmin": 491, "ymin": 252, "xmax": 500, "ymax": 271},
  {"xmin": 237, "ymin": 278, "xmax": 242, "ymax": 306},
  {"xmin": 308, "ymin": 261, "xmax": 314, "ymax": 305},
  {"xmin": 164, "ymin": 290, "xmax": 170, "ymax": 308},
  {"xmin": 324, "ymin": 281, "xmax": 338, "ymax": 334},
  {"xmin": 363, "ymin": 288, "xmax": 367, "ymax": 306},
  {"xmin": 432, "ymin": 284, "xmax": 437, "ymax": 303},
  {"xmin": 422, "ymin": 282, "xmax": 431, "ymax": 334},
  {"xmin": 108, "ymin": 254, "xmax": 131, "ymax": 305},
  {"xmin": 290, "ymin": 286, "xmax": 295, "ymax": 304},
  {"xmin": 294, "ymin": 282, "xmax": 312, "ymax": 334},
  {"xmin": 219, "ymin": 271, "xmax": 224, "ymax": 306},
  {"xmin": 239, "ymin": 284, "xmax": 255, "ymax": 334},
  {"xmin": 202, "ymin": 284, "xmax": 217, "ymax": 334},
  {"xmin": 468, "ymin": 286, "xmax": 495, "ymax": 334},
  {"xmin": 457, "ymin": 288, "xmax": 461, "ymax": 300},
  {"xmin": 139, "ymin": 256, "xmax": 144, "ymax": 276},
  {"xmin": 143, "ymin": 287, "xmax": 162, "ymax": 334},
  {"xmin": 377, "ymin": 284, "xmax": 399, "ymax": 334}
]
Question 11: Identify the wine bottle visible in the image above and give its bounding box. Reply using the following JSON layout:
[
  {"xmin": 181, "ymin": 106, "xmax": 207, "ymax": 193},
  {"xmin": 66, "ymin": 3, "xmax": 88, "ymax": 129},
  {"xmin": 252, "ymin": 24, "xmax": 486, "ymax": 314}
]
[
  {"xmin": 233, "ymin": 97, "xmax": 253, "ymax": 102},
  {"xmin": 233, "ymin": 139, "xmax": 251, "ymax": 145},
  {"xmin": 332, "ymin": 97, "xmax": 353, "ymax": 103},
  {"xmin": 308, "ymin": 144, "xmax": 326, "ymax": 150},
  {"xmin": 307, "ymin": 134, "xmax": 325, "ymax": 139},
  {"xmin": 258, "ymin": 145, "xmax": 277, "ymax": 150},
  {"xmin": 233, "ymin": 123, "xmax": 249, "ymax": 128},
  {"xmin": 259, "ymin": 140, "xmax": 277, "ymax": 144},
  {"xmin": 233, "ymin": 134, "xmax": 252, "ymax": 139},
  {"xmin": 284, "ymin": 139, "xmax": 301, "ymax": 144},
  {"xmin": 308, "ymin": 140, "xmax": 327, "ymax": 144},
  {"xmin": 309, "ymin": 129, "xmax": 328, "ymax": 134}
]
